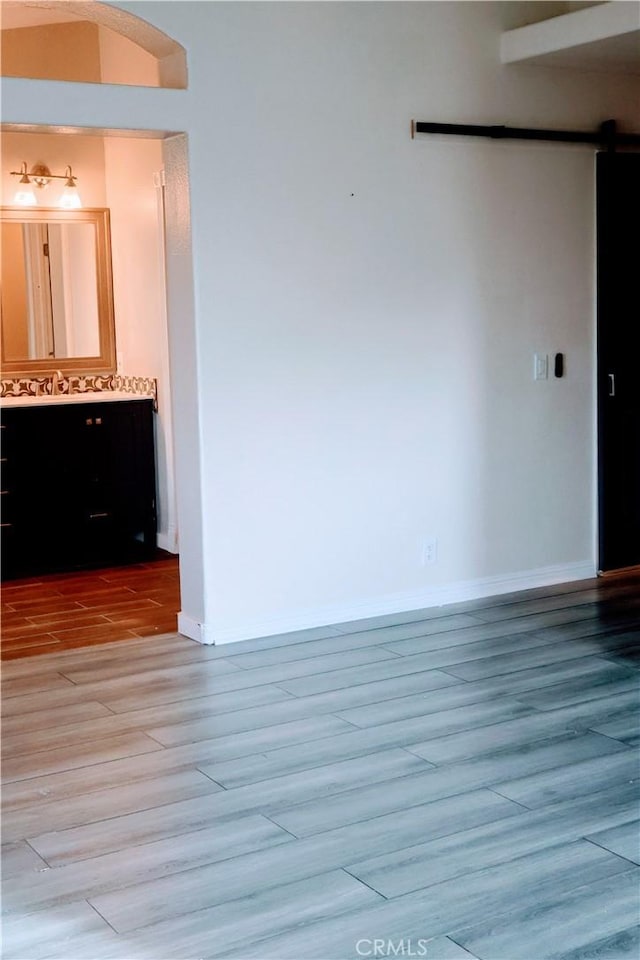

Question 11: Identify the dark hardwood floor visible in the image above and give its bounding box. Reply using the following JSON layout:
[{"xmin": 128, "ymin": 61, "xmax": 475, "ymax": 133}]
[
  {"xmin": 1, "ymin": 556, "xmax": 180, "ymax": 660},
  {"xmin": 1, "ymin": 571, "xmax": 639, "ymax": 959}
]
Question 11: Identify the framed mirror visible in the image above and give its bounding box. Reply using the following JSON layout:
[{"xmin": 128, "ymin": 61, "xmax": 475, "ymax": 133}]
[{"xmin": 0, "ymin": 207, "xmax": 115, "ymax": 378}]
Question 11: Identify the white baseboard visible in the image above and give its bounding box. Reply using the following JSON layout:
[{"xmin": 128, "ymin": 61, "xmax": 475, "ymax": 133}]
[
  {"xmin": 207, "ymin": 560, "xmax": 597, "ymax": 645},
  {"xmin": 177, "ymin": 612, "xmax": 212, "ymax": 645}
]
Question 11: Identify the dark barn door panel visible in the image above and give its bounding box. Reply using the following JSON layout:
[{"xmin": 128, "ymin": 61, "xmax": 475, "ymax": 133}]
[{"xmin": 597, "ymin": 152, "xmax": 640, "ymax": 572}]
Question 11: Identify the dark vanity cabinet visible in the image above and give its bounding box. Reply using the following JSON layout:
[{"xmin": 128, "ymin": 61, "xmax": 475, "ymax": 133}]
[{"xmin": 1, "ymin": 399, "xmax": 157, "ymax": 579}]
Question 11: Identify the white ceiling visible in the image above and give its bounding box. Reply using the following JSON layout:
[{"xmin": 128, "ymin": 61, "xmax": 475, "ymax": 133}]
[{"xmin": 527, "ymin": 30, "xmax": 640, "ymax": 74}]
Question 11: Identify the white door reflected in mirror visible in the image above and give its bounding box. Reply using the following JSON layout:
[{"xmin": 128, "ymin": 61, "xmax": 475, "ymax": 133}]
[
  {"xmin": 1, "ymin": 221, "xmax": 100, "ymax": 361},
  {"xmin": 0, "ymin": 207, "xmax": 115, "ymax": 378}
]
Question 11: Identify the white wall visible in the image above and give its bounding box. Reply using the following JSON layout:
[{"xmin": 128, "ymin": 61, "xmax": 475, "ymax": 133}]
[
  {"xmin": 5, "ymin": 1, "xmax": 639, "ymax": 643},
  {"xmin": 162, "ymin": 133, "xmax": 205, "ymax": 631},
  {"xmin": 103, "ymin": 137, "xmax": 177, "ymax": 553},
  {"xmin": 158, "ymin": 0, "xmax": 637, "ymax": 641},
  {"xmin": 1, "ymin": 131, "xmax": 106, "ymax": 206}
]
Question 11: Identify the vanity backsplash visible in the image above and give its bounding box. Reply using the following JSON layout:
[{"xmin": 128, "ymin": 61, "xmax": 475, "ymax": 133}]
[{"xmin": 0, "ymin": 373, "xmax": 158, "ymax": 409}]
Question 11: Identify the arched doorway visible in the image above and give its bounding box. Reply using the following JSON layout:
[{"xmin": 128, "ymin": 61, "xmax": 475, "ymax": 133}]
[{"xmin": 1, "ymin": 0, "xmax": 187, "ymax": 88}]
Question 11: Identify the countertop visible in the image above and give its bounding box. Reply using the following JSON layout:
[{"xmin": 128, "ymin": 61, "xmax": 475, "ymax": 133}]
[{"xmin": 0, "ymin": 392, "xmax": 155, "ymax": 408}]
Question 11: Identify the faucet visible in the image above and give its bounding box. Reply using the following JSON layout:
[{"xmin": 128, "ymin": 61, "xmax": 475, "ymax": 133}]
[{"xmin": 51, "ymin": 370, "xmax": 63, "ymax": 396}]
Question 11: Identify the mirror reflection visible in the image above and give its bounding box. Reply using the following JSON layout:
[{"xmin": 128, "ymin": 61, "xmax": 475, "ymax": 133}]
[
  {"xmin": 0, "ymin": 208, "xmax": 115, "ymax": 378},
  {"xmin": 1, "ymin": 220, "xmax": 100, "ymax": 361}
]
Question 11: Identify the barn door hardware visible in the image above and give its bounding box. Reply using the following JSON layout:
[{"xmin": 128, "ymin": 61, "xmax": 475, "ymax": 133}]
[{"xmin": 411, "ymin": 119, "xmax": 640, "ymax": 152}]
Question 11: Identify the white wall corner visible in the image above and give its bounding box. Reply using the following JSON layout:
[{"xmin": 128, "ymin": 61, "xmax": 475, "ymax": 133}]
[{"xmin": 177, "ymin": 611, "xmax": 211, "ymax": 644}]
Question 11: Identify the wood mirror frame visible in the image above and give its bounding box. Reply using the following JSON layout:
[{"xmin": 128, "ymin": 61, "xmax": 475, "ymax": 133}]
[{"xmin": 0, "ymin": 207, "xmax": 116, "ymax": 378}]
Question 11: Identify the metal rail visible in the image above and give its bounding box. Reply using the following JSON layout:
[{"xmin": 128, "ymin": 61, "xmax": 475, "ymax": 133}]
[{"xmin": 411, "ymin": 119, "xmax": 640, "ymax": 150}]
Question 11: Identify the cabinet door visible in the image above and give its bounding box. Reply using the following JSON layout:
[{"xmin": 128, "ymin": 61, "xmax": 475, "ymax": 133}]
[
  {"xmin": 2, "ymin": 405, "xmax": 80, "ymax": 573},
  {"xmin": 0, "ymin": 414, "xmax": 21, "ymax": 576},
  {"xmin": 72, "ymin": 400, "xmax": 157, "ymax": 560},
  {"xmin": 1, "ymin": 400, "xmax": 157, "ymax": 578}
]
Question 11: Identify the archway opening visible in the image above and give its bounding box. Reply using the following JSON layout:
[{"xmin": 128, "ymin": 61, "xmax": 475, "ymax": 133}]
[{"xmin": 1, "ymin": 0, "xmax": 187, "ymax": 88}]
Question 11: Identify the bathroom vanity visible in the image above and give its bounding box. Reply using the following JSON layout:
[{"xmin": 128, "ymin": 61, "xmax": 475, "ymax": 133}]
[
  {"xmin": 1, "ymin": 396, "xmax": 157, "ymax": 579},
  {"xmin": 0, "ymin": 205, "xmax": 160, "ymax": 579}
]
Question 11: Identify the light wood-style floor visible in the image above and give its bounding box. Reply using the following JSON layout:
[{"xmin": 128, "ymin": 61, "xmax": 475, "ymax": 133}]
[
  {"xmin": 1, "ymin": 557, "xmax": 180, "ymax": 661},
  {"xmin": 1, "ymin": 573, "xmax": 639, "ymax": 960}
]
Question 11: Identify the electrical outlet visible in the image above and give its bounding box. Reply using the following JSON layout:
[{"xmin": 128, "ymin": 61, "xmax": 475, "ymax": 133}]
[{"xmin": 423, "ymin": 537, "xmax": 438, "ymax": 565}]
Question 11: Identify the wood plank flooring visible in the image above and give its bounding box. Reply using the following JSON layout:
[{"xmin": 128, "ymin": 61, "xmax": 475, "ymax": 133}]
[
  {"xmin": 1, "ymin": 557, "xmax": 180, "ymax": 660},
  {"xmin": 1, "ymin": 572, "xmax": 639, "ymax": 959}
]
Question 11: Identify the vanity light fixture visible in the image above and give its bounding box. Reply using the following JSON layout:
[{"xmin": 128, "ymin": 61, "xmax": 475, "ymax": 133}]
[{"xmin": 9, "ymin": 161, "xmax": 82, "ymax": 208}]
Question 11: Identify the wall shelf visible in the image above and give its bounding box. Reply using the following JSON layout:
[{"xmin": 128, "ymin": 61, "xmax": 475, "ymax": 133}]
[{"xmin": 501, "ymin": 2, "xmax": 640, "ymax": 75}]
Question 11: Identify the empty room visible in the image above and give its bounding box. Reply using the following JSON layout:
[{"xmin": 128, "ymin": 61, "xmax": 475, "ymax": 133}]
[{"xmin": 1, "ymin": 2, "xmax": 639, "ymax": 959}]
